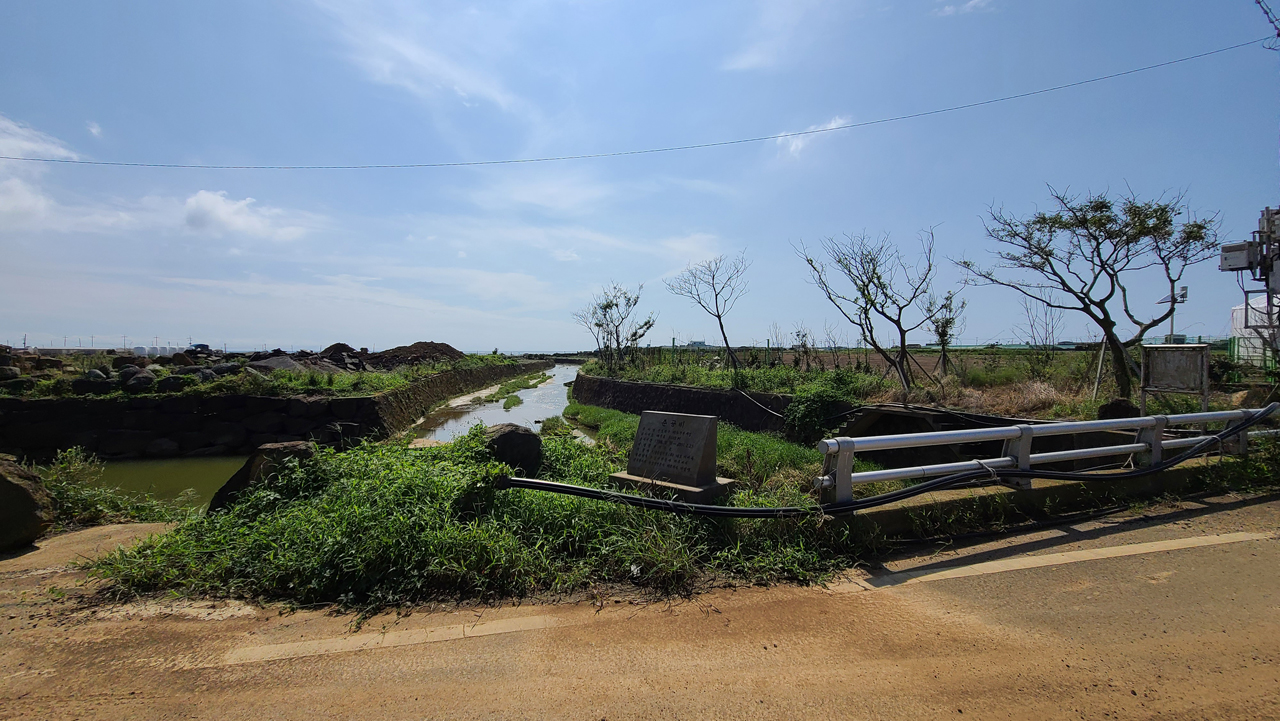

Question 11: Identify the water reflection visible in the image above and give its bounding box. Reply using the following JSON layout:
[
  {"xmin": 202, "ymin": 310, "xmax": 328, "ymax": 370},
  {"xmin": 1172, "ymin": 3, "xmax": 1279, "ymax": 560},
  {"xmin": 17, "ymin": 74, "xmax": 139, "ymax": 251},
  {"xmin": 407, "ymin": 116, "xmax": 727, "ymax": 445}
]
[
  {"xmin": 98, "ymin": 456, "xmax": 247, "ymax": 509},
  {"xmin": 415, "ymin": 364, "xmax": 579, "ymax": 441}
]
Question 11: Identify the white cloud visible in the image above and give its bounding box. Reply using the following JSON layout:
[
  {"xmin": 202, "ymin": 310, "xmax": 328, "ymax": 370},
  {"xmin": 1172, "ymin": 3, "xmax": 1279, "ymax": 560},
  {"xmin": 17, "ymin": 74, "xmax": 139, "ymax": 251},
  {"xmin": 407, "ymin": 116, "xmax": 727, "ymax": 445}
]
[
  {"xmin": 182, "ymin": 190, "xmax": 315, "ymax": 241},
  {"xmin": 86, "ymin": 121, "xmax": 102, "ymax": 138},
  {"xmin": 313, "ymin": 1, "xmax": 522, "ymax": 112},
  {"xmin": 0, "ymin": 114, "xmax": 78, "ymax": 166},
  {"xmin": 723, "ymin": 0, "xmax": 827, "ymax": 71},
  {"xmin": 776, "ymin": 116, "xmax": 851, "ymax": 156},
  {"xmin": 935, "ymin": 0, "xmax": 993, "ymax": 17},
  {"xmin": 469, "ymin": 171, "xmax": 615, "ymax": 216}
]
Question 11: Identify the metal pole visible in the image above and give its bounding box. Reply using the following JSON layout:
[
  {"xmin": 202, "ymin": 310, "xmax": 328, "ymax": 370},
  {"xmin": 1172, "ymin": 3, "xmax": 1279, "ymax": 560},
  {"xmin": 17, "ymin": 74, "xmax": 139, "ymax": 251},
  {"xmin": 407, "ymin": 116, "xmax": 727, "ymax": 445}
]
[{"xmin": 1091, "ymin": 342, "xmax": 1107, "ymax": 400}]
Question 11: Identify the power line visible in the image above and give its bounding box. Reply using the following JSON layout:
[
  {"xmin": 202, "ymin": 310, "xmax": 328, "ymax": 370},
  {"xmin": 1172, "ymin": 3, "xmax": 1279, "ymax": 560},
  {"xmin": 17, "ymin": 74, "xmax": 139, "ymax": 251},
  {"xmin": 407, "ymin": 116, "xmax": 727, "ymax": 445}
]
[{"xmin": 0, "ymin": 36, "xmax": 1268, "ymax": 172}]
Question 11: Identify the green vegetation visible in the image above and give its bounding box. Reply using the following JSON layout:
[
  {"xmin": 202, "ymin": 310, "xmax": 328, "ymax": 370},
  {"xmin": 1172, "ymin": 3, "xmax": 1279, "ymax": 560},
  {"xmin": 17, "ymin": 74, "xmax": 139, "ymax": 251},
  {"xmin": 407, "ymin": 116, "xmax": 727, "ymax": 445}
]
[
  {"xmin": 562, "ymin": 402, "xmax": 879, "ymax": 488},
  {"xmin": 583, "ymin": 359, "xmax": 893, "ymax": 398},
  {"xmin": 6, "ymin": 354, "xmax": 518, "ymax": 399},
  {"xmin": 91, "ymin": 427, "xmax": 885, "ymax": 610},
  {"xmin": 36, "ymin": 448, "xmax": 193, "ymax": 532},
  {"xmin": 483, "ymin": 371, "xmax": 551, "ymax": 406}
]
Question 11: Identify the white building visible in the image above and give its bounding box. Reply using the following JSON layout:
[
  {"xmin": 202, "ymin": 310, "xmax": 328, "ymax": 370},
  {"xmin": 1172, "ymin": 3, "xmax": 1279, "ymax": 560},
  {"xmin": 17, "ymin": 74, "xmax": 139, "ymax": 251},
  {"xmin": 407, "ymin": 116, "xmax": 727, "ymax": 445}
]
[{"xmin": 1230, "ymin": 295, "xmax": 1278, "ymax": 368}]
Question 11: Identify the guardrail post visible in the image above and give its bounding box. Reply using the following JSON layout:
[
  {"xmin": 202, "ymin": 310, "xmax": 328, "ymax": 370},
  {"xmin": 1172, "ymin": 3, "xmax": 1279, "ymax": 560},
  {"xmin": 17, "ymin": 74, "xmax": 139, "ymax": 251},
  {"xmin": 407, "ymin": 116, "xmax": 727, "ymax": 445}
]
[
  {"xmin": 1135, "ymin": 415, "xmax": 1167, "ymax": 466},
  {"xmin": 998, "ymin": 424, "xmax": 1034, "ymax": 490},
  {"xmin": 816, "ymin": 443, "xmax": 855, "ymax": 505},
  {"xmin": 1222, "ymin": 411, "xmax": 1252, "ymax": 458}
]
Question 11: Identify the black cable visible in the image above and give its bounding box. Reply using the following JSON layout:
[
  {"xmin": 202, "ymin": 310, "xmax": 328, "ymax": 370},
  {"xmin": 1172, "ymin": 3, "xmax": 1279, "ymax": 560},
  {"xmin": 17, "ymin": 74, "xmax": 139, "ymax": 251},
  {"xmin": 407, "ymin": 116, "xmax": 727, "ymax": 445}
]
[
  {"xmin": 0, "ymin": 37, "xmax": 1266, "ymax": 172},
  {"xmin": 496, "ymin": 403, "xmax": 1279, "ymax": 518}
]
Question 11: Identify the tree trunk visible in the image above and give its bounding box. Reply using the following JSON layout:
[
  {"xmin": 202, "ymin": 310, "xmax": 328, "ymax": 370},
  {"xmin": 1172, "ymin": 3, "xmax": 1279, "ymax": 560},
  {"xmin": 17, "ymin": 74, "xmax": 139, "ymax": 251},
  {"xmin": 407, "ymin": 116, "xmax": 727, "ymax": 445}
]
[
  {"xmin": 716, "ymin": 316, "xmax": 738, "ymax": 371},
  {"xmin": 1104, "ymin": 331, "xmax": 1132, "ymax": 398}
]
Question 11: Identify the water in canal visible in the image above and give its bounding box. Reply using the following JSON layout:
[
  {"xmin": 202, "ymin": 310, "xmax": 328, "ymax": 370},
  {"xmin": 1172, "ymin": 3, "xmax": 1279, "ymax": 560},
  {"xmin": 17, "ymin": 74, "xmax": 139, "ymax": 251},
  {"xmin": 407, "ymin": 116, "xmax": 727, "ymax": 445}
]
[
  {"xmin": 98, "ymin": 456, "xmax": 247, "ymax": 508},
  {"xmin": 414, "ymin": 363, "xmax": 580, "ymax": 441},
  {"xmin": 95, "ymin": 364, "xmax": 582, "ymax": 508}
]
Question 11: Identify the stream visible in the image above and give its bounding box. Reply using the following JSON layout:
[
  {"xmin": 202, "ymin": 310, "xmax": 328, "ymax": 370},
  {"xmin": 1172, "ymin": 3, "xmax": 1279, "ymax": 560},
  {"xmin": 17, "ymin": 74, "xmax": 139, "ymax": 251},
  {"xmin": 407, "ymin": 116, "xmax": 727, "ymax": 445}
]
[
  {"xmin": 95, "ymin": 364, "xmax": 582, "ymax": 508},
  {"xmin": 412, "ymin": 363, "xmax": 580, "ymax": 441}
]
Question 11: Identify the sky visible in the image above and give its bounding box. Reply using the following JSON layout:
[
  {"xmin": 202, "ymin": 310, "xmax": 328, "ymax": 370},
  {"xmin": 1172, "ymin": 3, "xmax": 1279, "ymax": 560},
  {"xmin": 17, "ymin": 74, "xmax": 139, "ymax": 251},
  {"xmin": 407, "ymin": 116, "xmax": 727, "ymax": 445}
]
[{"xmin": 1, "ymin": 0, "xmax": 1277, "ymax": 353}]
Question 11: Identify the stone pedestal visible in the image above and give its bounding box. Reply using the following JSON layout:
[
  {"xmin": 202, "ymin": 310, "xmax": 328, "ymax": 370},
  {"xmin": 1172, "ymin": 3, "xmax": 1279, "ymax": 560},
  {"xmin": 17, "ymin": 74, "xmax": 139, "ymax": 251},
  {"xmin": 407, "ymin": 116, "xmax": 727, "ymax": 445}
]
[{"xmin": 608, "ymin": 411, "xmax": 733, "ymax": 502}]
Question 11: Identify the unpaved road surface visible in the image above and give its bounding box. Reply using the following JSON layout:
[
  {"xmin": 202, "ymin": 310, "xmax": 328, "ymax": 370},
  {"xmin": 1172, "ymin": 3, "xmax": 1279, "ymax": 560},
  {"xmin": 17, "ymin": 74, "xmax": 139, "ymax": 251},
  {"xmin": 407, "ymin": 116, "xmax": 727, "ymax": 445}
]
[{"xmin": 2, "ymin": 495, "xmax": 1279, "ymax": 720}]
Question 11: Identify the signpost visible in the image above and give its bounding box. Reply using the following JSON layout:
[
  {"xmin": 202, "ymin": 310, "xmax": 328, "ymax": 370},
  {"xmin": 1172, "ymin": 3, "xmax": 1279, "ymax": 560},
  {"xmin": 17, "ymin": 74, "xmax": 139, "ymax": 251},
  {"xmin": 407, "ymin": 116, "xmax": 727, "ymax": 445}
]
[
  {"xmin": 1139, "ymin": 344, "xmax": 1210, "ymax": 417},
  {"xmin": 609, "ymin": 411, "xmax": 734, "ymax": 501}
]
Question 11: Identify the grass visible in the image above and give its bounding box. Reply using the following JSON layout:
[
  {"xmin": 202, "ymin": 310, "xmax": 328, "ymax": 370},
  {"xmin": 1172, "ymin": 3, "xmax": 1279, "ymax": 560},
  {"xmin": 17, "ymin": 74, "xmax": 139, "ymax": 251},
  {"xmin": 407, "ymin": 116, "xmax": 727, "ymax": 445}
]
[
  {"xmin": 561, "ymin": 402, "xmax": 883, "ymax": 492},
  {"xmin": 503, "ymin": 395, "xmax": 523, "ymax": 410},
  {"xmin": 585, "ymin": 360, "xmax": 892, "ymax": 398},
  {"xmin": 4, "ymin": 354, "xmax": 519, "ymax": 399},
  {"xmin": 90, "ymin": 427, "xmax": 887, "ymax": 610},
  {"xmin": 35, "ymin": 448, "xmax": 194, "ymax": 532},
  {"xmin": 80, "ymin": 409, "xmax": 1280, "ymax": 613},
  {"xmin": 484, "ymin": 371, "xmax": 551, "ymax": 405}
]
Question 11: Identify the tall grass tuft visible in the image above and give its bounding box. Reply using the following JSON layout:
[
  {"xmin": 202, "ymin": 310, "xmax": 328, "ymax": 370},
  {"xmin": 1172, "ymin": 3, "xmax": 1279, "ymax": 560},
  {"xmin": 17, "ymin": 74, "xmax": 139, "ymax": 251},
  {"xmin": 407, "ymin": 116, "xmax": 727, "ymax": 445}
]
[
  {"xmin": 90, "ymin": 426, "xmax": 886, "ymax": 610},
  {"xmin": 37, "ymin": 448, "xmax": 193, "ymax": 531}
]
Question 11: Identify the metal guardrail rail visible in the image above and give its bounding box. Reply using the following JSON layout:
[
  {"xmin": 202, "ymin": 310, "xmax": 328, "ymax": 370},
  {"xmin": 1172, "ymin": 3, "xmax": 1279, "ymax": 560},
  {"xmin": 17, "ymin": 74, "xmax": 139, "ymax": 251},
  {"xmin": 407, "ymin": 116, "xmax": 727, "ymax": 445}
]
[{"xmin": 814, "ymin": 407, "xmax": 1273, "ymax": 503}]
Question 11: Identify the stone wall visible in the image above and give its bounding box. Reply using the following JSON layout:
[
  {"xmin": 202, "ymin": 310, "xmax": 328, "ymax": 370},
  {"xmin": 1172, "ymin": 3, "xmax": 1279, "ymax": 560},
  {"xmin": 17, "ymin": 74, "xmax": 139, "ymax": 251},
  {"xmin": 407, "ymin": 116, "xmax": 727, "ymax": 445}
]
[
  {"xmin": 570, "ymin": 373, "xmax": 792, "ymax": 433},
  {"xmin": 0, "ymin": 360, "xmax": 551, "ymax": 461}
]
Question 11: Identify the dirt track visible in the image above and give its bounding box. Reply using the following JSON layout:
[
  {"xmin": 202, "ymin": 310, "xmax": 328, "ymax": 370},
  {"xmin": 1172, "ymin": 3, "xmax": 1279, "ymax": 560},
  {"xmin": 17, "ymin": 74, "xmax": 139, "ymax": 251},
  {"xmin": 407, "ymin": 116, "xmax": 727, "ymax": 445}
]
[{"xmin": 3, "ymin": 497, "xmax": 1279, "ymax": 720}]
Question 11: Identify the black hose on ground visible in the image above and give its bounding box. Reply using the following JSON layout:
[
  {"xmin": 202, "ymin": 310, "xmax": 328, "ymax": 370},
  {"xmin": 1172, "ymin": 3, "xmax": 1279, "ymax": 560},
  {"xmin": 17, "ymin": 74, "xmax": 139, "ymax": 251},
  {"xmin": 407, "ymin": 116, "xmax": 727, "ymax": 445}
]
[{"xmin": 496, "ymin": 403, "xmax": 1280, "ymax": 519}]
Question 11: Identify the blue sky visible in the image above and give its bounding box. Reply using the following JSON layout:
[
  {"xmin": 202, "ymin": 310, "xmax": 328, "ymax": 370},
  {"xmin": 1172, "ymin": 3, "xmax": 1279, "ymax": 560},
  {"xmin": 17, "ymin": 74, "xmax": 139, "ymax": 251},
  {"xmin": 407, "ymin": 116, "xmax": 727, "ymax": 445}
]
[{"xmin": 1, "ymin": 0, "xmax": 1276, "ymax": 352}]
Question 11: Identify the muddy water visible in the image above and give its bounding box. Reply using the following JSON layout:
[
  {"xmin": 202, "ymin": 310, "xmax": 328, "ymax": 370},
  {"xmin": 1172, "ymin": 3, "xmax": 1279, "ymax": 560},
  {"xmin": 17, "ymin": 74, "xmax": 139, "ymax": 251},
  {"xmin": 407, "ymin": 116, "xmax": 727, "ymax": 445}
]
[
  {"xmin": 414, "ymin": 364, "xmax": 579, "ymax": 441},
  {"xmin": 94, "ymin": 364, "xmax": 582, "ymax": 507},
  {"xmin": 98, "ymin": 456, "xmax": 248, "ymax": 508}
]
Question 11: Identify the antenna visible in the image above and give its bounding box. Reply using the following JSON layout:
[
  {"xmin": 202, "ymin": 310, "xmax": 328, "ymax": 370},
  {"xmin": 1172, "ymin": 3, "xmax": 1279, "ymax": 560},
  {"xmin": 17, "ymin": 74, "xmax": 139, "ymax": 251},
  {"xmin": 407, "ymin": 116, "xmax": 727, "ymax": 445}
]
[{"xmin": 1219, "ymin": 206, "xmax": 1280, "ymax": 362}]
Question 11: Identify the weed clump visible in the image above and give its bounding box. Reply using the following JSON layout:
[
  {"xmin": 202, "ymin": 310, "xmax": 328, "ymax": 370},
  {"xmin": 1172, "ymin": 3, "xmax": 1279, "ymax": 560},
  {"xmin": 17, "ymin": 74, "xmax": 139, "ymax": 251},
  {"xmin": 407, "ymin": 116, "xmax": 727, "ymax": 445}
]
[
  {"xmin": 36, "ymin": 448, "xmax": 192, "ymax": 532},
  {"xmin": 90, "ymin": 424, "xmax": 884, "ymax": 610}
]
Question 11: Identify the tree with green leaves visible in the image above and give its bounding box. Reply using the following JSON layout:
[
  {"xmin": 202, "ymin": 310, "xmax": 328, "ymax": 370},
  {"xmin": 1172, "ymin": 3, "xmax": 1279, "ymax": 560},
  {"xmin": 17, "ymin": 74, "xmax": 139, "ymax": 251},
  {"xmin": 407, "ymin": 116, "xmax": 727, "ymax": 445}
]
[
  {"xmin": 955, "ymin": 188, "xmax": 1219, "ymax": 397},
  {"xmin": 572, "ymin": 283, "xmax": 657, "ymax": 371}
]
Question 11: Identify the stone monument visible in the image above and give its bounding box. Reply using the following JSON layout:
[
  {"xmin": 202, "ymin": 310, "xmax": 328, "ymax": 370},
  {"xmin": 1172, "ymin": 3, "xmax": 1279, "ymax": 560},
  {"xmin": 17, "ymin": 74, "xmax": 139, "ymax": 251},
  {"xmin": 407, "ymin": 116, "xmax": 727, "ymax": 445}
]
[{"xmin": 609, "ymin": 411, "xmax": 733, "ymax": 501}]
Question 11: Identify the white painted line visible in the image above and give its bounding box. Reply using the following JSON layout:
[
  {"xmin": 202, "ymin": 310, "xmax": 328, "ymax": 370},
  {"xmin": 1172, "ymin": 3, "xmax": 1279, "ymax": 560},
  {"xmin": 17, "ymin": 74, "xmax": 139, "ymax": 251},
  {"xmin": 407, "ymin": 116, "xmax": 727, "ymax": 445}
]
[
  {"xmin": 844, "ymin": 532, "xmax": 1275, "ymax": 591},
  {"xmin": 219, "ymin": 614, "xmax": 562, "ymax": 666}
]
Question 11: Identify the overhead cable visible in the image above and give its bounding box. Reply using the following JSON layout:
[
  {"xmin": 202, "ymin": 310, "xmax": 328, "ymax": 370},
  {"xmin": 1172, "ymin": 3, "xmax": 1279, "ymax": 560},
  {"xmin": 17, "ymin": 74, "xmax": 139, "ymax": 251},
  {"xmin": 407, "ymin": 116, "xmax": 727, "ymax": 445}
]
[{"xmin": 0, "ymin": 37, "xmax": 1267, "ymax": 172}]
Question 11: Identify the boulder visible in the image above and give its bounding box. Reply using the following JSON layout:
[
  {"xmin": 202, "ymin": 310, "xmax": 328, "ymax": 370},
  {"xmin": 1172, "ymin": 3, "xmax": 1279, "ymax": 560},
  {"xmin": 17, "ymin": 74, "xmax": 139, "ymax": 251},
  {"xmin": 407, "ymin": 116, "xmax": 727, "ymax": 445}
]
[
  {"xmin": 123, "ymin": 368, "xmax": 156, "ymax": 393},
  {"xmin": 171, "ymin": 352, "xmax": 194, "ymax": 366},
  {"xmin": 85, "ymin": 368, "xmax": 107, "ymax": 380},
  {"xmin": 96, "ymin": 364, "xmax": 112, "ymax": 376},
  {"xmin": 208, "ymin": 441, "xmax": 317, "ymax": 513},
  {"xmin": 34, "ymin": 358, "xmax": 63, "ymax": 371},
  {"xmin": 117, "ymin": 365, "xmax": 141, "ymax": 383},
  {"xmin": 0, "ymin": 366, "xmax": 19, "ymax": 381},
  {"xmin": 71, "ymin": 378, "xmax": 117, "ymax": 395},
  {"xmin": 112, "ymin": 355, "xmax": 138, "ymax": 370},
  {"xmin": 144, "ymin": 438, "xmax": 181, "ymax": 457},
  {"xmin": 0, "ymin": 460, "xmax": 55, "ymax": 551},
  {"xmin": 173, "ymin": 365, "xmax": 204, "ymax": 375},
  {"xmin": 196, "ymin": 368, "xmax": 217, "ymax": 383},
  {"xmin": 247, "ymin": 355, "xmax": 303, "ymax": 373},
  {"xmin": 156, "ymin": 375, "xmax": 192, "ymax": 393},
  {"xmin": 1097, "ymin": 398, "xmax": 1140, "ymax": 420},
  {"xmin": 211, "ymin": 363, "xmax": 240, "ymax": 376},
  {"xmin": 484, "ymin": 423, "xmax": 542, "ymax": 475},
  {"xmin": 0, "ymin": 378, "xmax": 35, "ymax": 393}
]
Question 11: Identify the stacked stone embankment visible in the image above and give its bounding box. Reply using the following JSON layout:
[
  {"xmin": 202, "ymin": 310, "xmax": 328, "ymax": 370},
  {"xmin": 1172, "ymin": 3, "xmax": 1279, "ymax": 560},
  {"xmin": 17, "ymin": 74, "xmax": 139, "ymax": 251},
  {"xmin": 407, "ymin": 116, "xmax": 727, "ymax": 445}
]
[{"xmin": 0, "ymin": 360, "xmax": 550, "ymax": 461}]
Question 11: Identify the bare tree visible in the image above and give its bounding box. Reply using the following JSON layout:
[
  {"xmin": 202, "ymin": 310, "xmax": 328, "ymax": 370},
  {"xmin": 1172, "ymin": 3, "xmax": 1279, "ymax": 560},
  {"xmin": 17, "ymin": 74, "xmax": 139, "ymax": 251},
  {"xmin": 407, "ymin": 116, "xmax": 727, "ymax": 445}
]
[
  {"xmin": 665, "ymin": 251, "xmax": 751, "ymax": 371},
  {"xmin": 926, "ymin": 291, "xmax": 966, "ymax": 377},
  {"xmin": 1013, "ymin": 297, "xmax": 1064, "ymax": 380},
  {"xmin": 955, "ymin": 188, "xmax": 1219, "ymax": 397},
  {"xmin": 823, "ymin": 321, "xmax": 848, "ymax": 369},
  {"xmin": 573, "ymin": 283, "xmax": 657, "ymax": 372},
  {"xmin": 798, "ymin": 229, "xmax": 951, "ymax": 392}
]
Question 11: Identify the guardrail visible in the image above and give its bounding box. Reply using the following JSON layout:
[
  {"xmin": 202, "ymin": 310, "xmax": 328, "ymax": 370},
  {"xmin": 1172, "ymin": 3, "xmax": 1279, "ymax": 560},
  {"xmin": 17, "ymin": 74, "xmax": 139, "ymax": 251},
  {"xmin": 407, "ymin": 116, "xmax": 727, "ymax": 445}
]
[{"xmin": 814, "ymin": 407, "xmax": 1272, "ymax": 503}]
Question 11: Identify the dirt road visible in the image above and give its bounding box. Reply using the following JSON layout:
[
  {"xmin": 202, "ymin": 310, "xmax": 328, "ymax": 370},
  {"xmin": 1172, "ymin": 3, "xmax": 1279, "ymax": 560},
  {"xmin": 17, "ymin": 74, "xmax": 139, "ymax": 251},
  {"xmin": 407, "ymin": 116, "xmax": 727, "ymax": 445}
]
[{"xmin": 2, "ymin": 495, "xmax": 1278, "ymax": 719}]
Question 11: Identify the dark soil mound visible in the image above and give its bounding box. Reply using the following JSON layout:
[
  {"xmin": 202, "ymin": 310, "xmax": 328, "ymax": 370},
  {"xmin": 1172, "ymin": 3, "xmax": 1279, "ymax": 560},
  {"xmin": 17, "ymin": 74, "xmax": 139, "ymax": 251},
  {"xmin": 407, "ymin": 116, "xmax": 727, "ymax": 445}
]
[
  {"xmin": 365, "ymin": 341, "xmax": 465, "ymax": 369},
  {"xmin": 320, "ymin": 342, "xmax": 357, "ymax": 357}
]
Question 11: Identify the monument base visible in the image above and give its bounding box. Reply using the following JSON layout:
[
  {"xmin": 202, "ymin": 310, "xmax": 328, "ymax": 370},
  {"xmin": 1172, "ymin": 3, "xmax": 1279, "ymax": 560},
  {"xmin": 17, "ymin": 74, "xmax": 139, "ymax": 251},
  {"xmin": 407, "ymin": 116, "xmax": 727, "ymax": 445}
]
[{"xmin": 608, "ymin": 472, "xmax": 735, "ymax": 503}]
